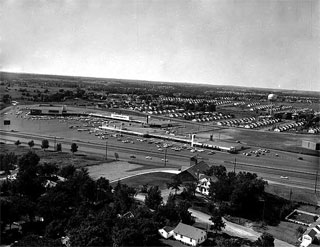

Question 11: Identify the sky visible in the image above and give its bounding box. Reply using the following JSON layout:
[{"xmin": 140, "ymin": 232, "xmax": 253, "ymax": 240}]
[{"xmin": 1, "ymin": 0, "xmax": 319, "ymax": 91}]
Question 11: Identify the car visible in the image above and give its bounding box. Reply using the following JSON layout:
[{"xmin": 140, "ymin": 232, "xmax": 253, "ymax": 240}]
[
  {"xmin": 298, "ymin": 157, "xmax": 303, "ymax": 160},
  {"xmin": 208, "ymin": 151, "xmax": 215, "ymax": 155},
  {"xmin": 161, "ymin": 159, "xmax": 168, "ymax": 162},
  {"xmin": 130, "ymin": 155, "xmax": 136, "ymax": 159},
  {"xmin": 158, "ymin": 148, "xmax": 164, "ymax": 151},
  {"xmin": 145, "ymin": 156, "xmax": 152, "ymax": 160},
  {"xmin": 280, "ymin": 176, "xmax": 289, "ymax": 179},
  {"xmin": 275, "ymin": 154, "xmax": 279, "ymax": 157}
]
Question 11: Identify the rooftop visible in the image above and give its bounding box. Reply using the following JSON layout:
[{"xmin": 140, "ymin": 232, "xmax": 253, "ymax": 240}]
[{"xmin": 174, "ymin": 222, "xmax": 206, "ymax": 240}]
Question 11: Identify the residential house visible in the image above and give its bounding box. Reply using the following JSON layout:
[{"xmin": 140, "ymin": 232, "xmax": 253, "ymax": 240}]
[
  {"xmin": 300, "ymin": 220, "xmax": 320, "ymax": 247},
  {"xmin": 176, "ymin": 161, "xmax": 210, "ymax": 184},
  {"xmin": 196, "ymin": 174, "xmax": 217, "ymax": 196},
  {"xmin": 158, "ymin": 226, "xmax": 175, "ymax": 239},
  {"xmin": 173, "ymin": 222, "xmax": 207, "ymax": 246}
]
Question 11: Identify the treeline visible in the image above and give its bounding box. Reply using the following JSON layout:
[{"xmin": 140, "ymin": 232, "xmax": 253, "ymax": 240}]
[
  {"xmin": 204, "ymin": 165, "xmax": 297, "ymax": 226},
  {"xmin": 0, "ymin": 151, "xmax": 195, "ymax": 246}
]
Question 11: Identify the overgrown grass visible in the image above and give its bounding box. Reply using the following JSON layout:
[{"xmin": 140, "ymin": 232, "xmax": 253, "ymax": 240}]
[
  {"xmin": 266, "ymin": 183, "xmax": 319, "ymax": 205},
  {"xmin": 253, "ymin": 221, "xmax": 305, "ymax": 246},
  {"xmin": 112, "ymin": 172, "xmax": 175, "ymax": 190}
]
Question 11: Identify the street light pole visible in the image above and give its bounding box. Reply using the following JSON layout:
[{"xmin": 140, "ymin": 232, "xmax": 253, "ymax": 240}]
[
  {"xmin": 315, "ymin": 169, "xmax": 319, "ymax": 193},
  {"xmin": 106, "ymin": 141, "xmax": 108, "ymax": 160}
]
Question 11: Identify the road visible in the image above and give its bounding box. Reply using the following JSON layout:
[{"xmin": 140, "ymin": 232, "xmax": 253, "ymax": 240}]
[
  {"xmin": 187, "ymin": 208, "xmax": 294, "ymax": 247},
  {"xmin": 133, "ymin": 192, "xmax": 293, "ymax": 247},
  {"xmin": 0, "ymin": 129, "xmax": 319, "ymax": 191}
]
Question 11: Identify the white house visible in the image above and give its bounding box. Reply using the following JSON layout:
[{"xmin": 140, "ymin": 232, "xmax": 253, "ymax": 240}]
[
  {"xmin": 300, "ymin": 221, "xmax": 320, "ymax": 247},
  {"xmin": 158, "ymin": 226, "xmax": 175, "ymax": 239},
  {"xmin": 173, "ymin": 222, "xmax": 207, "ymax": 246},
  {"xmin": 196, "ymin": 174, "xmax": 217, "ymax": 196}
]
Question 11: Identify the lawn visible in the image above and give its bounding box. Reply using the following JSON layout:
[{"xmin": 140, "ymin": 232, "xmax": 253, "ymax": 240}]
[
  {"xmin": 265, "ymin": 183, "xmax": 319, "ymax": 205},
  {"xmin": 254, "ymin": 221, "xmax": 305, "ymax": 246},
  {"xmin": 112, "ymin": 172, "xmax": 175, "ymax": 190},
  {"xmin": 290, "ymin": 211, "xmax": 317, "ymax": 225},
  {"xmin": 0, "ymin": 143, "xmax": 107, "ymax": 168}
]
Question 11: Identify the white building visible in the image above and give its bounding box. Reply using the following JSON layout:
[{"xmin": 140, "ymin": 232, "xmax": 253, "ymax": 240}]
[
  {"xmin": 173, "ymin": 222, "xmax": 207, "ymax": 246},
  {"xmin": 196, "ymin": 174, "xmax": 217, "ymax": 196},
  {"xmin": 158, "ymin": 226, "xmax": 175, "ymax": 239},
  {"xmin": 300, "ymin": 220, "xmax": 320, "ymax": 247}
]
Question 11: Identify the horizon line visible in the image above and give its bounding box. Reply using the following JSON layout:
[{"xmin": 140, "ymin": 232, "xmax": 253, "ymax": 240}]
[{"xmin": 1, "ymin": 70, "xmax": 319, "ymax": 94}]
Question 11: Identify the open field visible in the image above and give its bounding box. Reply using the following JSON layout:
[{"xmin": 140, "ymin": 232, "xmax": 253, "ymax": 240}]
[
  {"xmin": 266, "ymin": 183, "xmax": 320, "ymax": 205},
  {"xmin": 254, "ymin": 221, "xmax": 304, "ymax": 246},
  {"xmin": 110, "ymin": 171, "xmax": 175, "ymax": 189}
]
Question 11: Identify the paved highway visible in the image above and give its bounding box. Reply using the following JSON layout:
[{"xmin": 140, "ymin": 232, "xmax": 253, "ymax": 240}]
[{"xmin": 0, "ymin": 129, "xmax": 318, "ymax": 191}]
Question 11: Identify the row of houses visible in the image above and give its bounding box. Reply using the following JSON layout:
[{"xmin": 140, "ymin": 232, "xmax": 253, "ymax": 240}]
[
  {"xmin": 250, "ymin": 104, "xmax": 274, "ymax": 111},
  {"xmin": 159, "ymin": 97, "xmax": 232, "ymax": 105},
  {"xmin": 274, "ymin": 122, "xmax": 305, "ymax": 132},
  {"xmin": 190, "ymin": 114, "xmax": 232, "ymax": 122},
  {"xmin": 217, "ymin": 117, "xmax": 256, "ymax": 126},
  {"xmin": 247, "ymin": 102, "xmax": 261, "ymax": 108},
  {"xmin": 308, "ymin": 128, "xmax": 320, "ymax": 134},
  {"xmin": 244, "ymin": 119, "xmax": 280, "ymax": 129}
]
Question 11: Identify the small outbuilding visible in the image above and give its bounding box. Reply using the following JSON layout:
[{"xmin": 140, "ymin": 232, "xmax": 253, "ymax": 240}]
[{"xmin": 158, "ymin": 226, "xmax": 175, "ymax": 239}]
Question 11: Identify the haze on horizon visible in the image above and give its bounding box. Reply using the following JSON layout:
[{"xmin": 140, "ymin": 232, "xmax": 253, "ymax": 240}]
[{"xmin": 1, "ymin": 0, "xmax": 319, "ymax": 91}]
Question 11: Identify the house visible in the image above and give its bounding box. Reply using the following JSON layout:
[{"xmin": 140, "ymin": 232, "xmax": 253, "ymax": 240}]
[
  {"xmin": 173, "ymin": 222, "xmax": 207, "ymax": 246},
  {"xmin": 176, "ymin": 161, "xmax": 210, "ymax": 184},
  {"xmin": 158, "ymin": 226, "xmax": 175, "ymax": 239},
  {"xmin": 196, "ymin": 174, "xmax": 218, "ymax": 196},
  {"xmin": 300, "ymin": 220, "xmax": 320, "ymax": 247}
]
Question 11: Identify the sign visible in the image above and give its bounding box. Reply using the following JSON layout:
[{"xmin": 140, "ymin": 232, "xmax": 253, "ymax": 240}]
[{"xmin": 4, "ymin": 120, "xmax": 10, "ymax": 125}]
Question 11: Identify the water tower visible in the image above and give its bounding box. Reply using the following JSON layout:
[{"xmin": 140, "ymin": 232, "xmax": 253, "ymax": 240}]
[{"xmin": 267, "ymin": 94, "xmax": 277, "ymax": 117}]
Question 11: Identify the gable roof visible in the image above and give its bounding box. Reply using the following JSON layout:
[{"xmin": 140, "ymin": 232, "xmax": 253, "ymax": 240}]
[
  {"xmin": 163, "ymin": 226, "xmax": 175, "ymax": 233},
  {"xmin": 182, "ymin": 161, "xmax": 210, "ymax": 180},
  {"xmin": 174, "ymin": 222, "xmax": 206, "ymax": 240}
]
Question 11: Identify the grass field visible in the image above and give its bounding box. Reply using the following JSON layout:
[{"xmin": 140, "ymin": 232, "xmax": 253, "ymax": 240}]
[
  {"xmin": 254, "ymin": 221, "xmax": 305, "ymax": 246},
  {"xmin": 0, "ymin": 143, "xmax": 108, "ymax": 168},
  {"xmin": 265, "ymin": 183, "xmax": 320, "ymax": 205},
  {"xmin": 111, "ymin": 172, "xmax": 175, "ymax": 190}
]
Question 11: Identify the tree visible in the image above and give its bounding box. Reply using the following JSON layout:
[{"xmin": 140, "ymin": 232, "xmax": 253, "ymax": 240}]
[
  {"xmin": 145, "ymin": 186, "xmax": 163, "ymax": 210},
  {"xmin": 177, "ymin": 200, "xmax": 194, "ymax": 225},
  {"xmin": 70, "ymin": 143, "xmax": 78, "ymax": 154},
  {"xmin": 0, "ymin": 152, "xmax": 17, "ymax": 175},
  {"xmin": 209, "ymin": 207, "xmax": 225, "ymax": 233},
  {"xmin": 15, "ymin": 140, "xmax": 21, "ymax": 147},
  {"xmin": 296, "ymin": 226, "xmax": 305, "ymax": 238},
  {"xmin": 59, "ymin": 164, "xmax": 76, "ymax": 179},
  {"xmin": 167, "ymin": 176, "xmax": 182, "ymax": 195},
  {"xmin": 255, "ymin": 232, "xmax": 274, "ymax": 247},
  {"xmin": 16, "ymin": 152, "xmax": 44, "ymax": 200},
  {"xmin": 41, "ymin": 139, "xmax": 49, "ymax": 151},
  {"xmin": 11, "ymin": 234, "xmax": 63, "ymax": 247},
  {"xmin": 114, "ymin": 152, "xmax": 119, "ymax": 160},
  {"xmin": 28, "ymin": 140, "xmax": 34, "ymax": 149},
  {"xmin": 56, "ymin": 143, "xmax": 62, "ymax": 152}
]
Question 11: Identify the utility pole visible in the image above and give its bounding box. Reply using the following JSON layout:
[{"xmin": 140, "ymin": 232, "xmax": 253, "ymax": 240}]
[
  {"xmin": 106, "ymin": 141, "xmax": 108, "ymax": 160},
  {"xmin": 164, "ymin": 147, "xmax": 167, "ymax": 167},
  {"xmin": 233, "ymin": 158, "xmax": 237, "ymax": 173},
  {"xmin": 54, "ymin": 137, "xmax": 57, "ymax": 151},
  {"xmin": 315, "ymin": 169, "xmax": 319, "ymax": 193}
]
